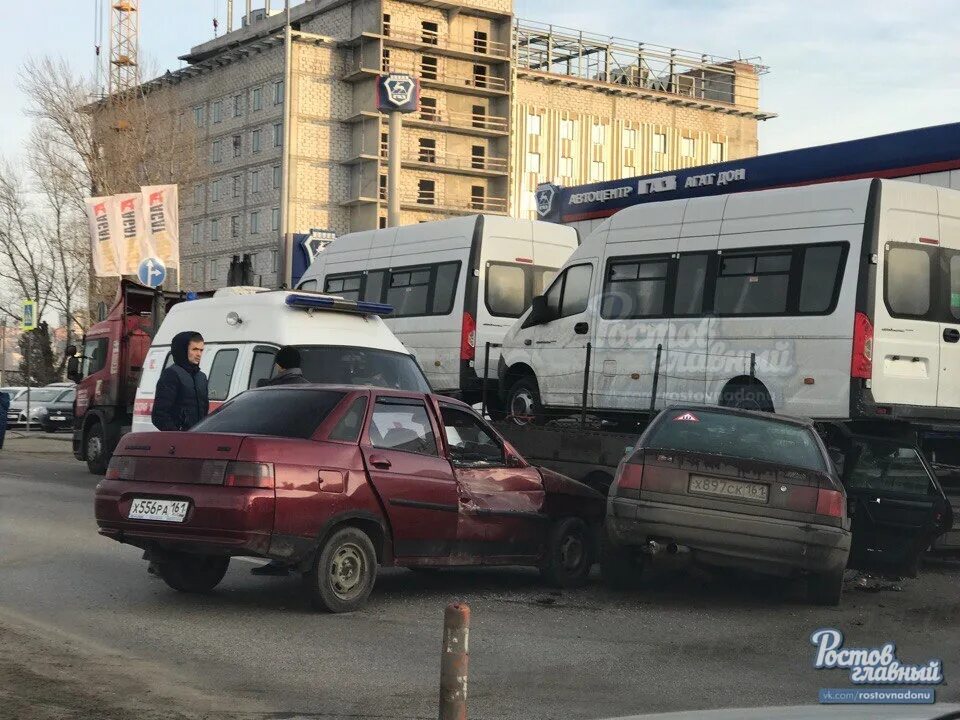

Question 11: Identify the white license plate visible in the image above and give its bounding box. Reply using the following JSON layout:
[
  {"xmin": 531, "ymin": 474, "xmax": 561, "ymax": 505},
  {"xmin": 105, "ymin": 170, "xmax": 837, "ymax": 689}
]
[
  {"xmin": 7, "ymin": 414, "xmax": 18, "ymax": 421},
  {"xmin": 688, "ymin": 475, "xmax": 769, "ymax": 503},
  {"xmin": 50, "ymin": 415, "xmax": 66, "ymax": 421},
  {"xmin": 128, "ymin": 498, "xmax": 190, "ymax": 522}
]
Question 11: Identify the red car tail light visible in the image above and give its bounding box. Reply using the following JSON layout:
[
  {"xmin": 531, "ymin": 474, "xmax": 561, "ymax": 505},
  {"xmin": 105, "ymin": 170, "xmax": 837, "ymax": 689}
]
[
  {"xmin": 616, "ymin": 462, "xmax": 644, "ymax": 493},
  {"xmin": 460, "ymin": 311, "xmax": 476, "ymax": 361},
  {"xmin": 223, "ymin": 461, "xmax": 275, "ymax": 488},
  {"xmin": 105, "ymin": 455, "xmax": 137, "ymax": 481},
  {"xmin": 815, "ymin": 488, "xmax": 845, "ymax": 519},
  {"xmin": 851, "ymin": 311, "xmax": 873, "ymax": 379}
]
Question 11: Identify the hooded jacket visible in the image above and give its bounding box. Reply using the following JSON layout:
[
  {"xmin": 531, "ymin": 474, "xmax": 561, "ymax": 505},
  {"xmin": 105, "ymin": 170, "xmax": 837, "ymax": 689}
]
[{"xmin": 151, "ymin": 331, "xmax": 209, "ymax": 431}]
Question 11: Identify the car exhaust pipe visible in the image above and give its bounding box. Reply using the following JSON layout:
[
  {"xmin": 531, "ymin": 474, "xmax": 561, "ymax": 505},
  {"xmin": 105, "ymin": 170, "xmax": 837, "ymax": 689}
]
[
  {"xmin": 667, "ymin": 543, "xmax": 679, "ymax": 554},
  {"xmin": 645, "ymin": 540, "xmax": 662, "ymax": 555}
]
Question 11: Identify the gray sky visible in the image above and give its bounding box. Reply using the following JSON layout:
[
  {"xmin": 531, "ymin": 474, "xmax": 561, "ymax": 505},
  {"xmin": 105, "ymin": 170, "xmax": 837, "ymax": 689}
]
[{"xmin": 2, "ymin": 0, "xmax": 958, "ymax": 160}]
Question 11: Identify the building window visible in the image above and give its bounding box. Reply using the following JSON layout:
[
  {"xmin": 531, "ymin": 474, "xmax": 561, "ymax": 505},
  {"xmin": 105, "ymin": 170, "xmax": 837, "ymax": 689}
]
[
  {"xmin": 231, "ymin": 215, "xmax": 240, "ymax": 238},
  {"xmin": 210, "ymin": 217, "xmax": 219, "ymax": 241},
  {"xmin": 709, "ymin": 141, "xmax": 725, "ymax": 164},
  {"xmin": 472, "ymin": 144, "xmax": 485, "ymax": 170},
  {"xmin": 273, "ymin": 122, "xmax": 283, "ymax": 147},
  {"xmin": 526, "ymin": 152, "xmax": 541, "ymax": 173},
  {"xmin": 252, "ymin": 128, "xmax": 262, "ymax": 154},
  {"xmin": 212, "ymin": 100, "xmax": 222, "ymax": 124},
  {"xmin": 379, "ymin": 174, "xmax": 387, "ymax": 200},
  {"xmin": 271, "ymin": 207, "xmax": 280, "ymax": 231},
  {"xmin": 273, "ymin": 80, "xmax": 284, "ymax": 106},
  {"xmin": 212, "ymin": 179, "xmax": 221, "ymax": 202},
  {"xmin": 212, "ymin": 139, "xmax": 223, "ymax": 163},
  {"xmin": 191, "ymin": 222, "xmax": 201, "ymax": 243},
  {"xmin": 472, "ymin": 64, "xmax": 488, "ymax": 88},
  {"xmin": 559, "ymin": 118, "xmax": 574, "ymax": 140},
  {"xmin": 178, "ymin": 112, "xmax": 185, "ymax": 131},
  {"xmin": 271, "ymin": 250, "xmax": 279, "ymax": 272},
  {"xmin": 590, "ymin": 160, "xmax": 604, "ymax": 181},
  {"xmin": 194, "ymin": 106, "xmax": 204, "ymax": 127},
  {"xmin": 192, "ymin": 261, "xmax": 200, "ymax": 282},
  {"xmin": 623, "ymin": 128, "xmax": 637, "ymax": 148},
  {"xmin": 421, "ymin": 56, "xmax": 438, "ymax": 80},
  {"xmin": 232, "ymin": 134, "xmax": 242, "ymax": 158},
  {"xmin": 526, "ymin": 113, "xmax": 541, "ymax": 136},
  {"xmin": 250, "ymin": 210, "xmax": 260, "ymax": 234},
  {"xmin": 382, "ymin": 12, "xmax": 390, "ymax": 35},
  {"xmin": 472, "ymin": 104, "xmax": 485, "ymax": 128},
  {"xmin": 418, "ymin": 138, "xmax": 436, "ymax": 163},
  {"xmin": 209, "ymin": 258, "xmax": 219, "ymax": 281},
  {"xmin": 379, "ymin": 216, "xmax": 387, "ymax": 229},
  {"xmin": 420, "ymin": 96, "xmax": 438, "ymax": 121},
  {"xmin": 251, "ymin": 170, "xmax": 260, "ymax": 193},
  {"xmin": 623, "ymin": 165, "xmax": 636, "ymax": 177},
  {"xmin": 473, "ymin": 30, "xmax": 488, "ymax": 54},
  {"xmin": 652, "ymin": 132, "xmax": 666, "ymax": 155},
  {"xmin": 273, "ymin": 165, "xmax": 282, "ymax": 189},
  {"xmin": 233, "ymin": 94, "xmax": 243, "ymax": 117},
  {"xmin": 418, "ymin": 179, "xmax": 435, "ymax": 205},
  {"xmin": 232, "ymin": 175, "xmax": 241, "ymax": 197},
  {"xmin": 381, "ymin": 48, "xmax": 391, "ymax": 72},
  {"xmin": 194, "ymin": 184, "xmax": 204, "ymax": 205},
  {"xmin": 558, "ymin": 156, "xmax": 573, "ymax": 178},
  {"xmin": 421, "ymin": 21, "xmax": 439, "ymax": 45},
  {"xmin": 681, "ymin": 137, "xmax": 695, "ymax": 157},
  {"xmin": 591, "ymin": 123, "xmax": 605, "ymax": 145},
  {"xmin": 470, "ymin": 185, "xmax": 485, "ymax": 211},
  {"xmin": 252, "ymin": 86, "xmax": 262, "ymax": 111}
]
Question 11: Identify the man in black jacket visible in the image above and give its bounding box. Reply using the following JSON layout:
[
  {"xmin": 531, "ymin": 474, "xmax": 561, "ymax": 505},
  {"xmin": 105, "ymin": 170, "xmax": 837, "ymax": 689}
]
[
  {"xmin": 256, "ymin": 346, "xmax": 309, "ymax": 387},
  {"xmin": 152, "ymin": 331, "xmax": 210, "ymax": 431}
]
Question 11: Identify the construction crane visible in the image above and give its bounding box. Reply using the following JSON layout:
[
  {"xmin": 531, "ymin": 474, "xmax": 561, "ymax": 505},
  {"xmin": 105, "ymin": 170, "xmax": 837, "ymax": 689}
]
[{"xmin": 108, "ymin": 0, "xmax": 139, "ymax": 97}]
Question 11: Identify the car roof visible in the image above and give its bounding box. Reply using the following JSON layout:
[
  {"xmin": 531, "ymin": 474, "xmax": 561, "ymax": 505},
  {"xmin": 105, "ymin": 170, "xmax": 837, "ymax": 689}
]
[{"xmin": 660, "ymin": 404, "xmax": 815, "ymax": 429}]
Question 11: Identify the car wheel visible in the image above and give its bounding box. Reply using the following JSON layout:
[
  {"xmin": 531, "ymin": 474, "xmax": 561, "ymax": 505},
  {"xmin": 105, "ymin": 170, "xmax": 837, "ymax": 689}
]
[
  {"xmin": 303, "ymin": 527, "xmax": 378, "ymax": 613},
  {"xmin": 85, "ymin": 422, "xmax": 108, "ymax": 475},
  {"xmin": 540, "ymin": 517, "xmax": 593, "ymax": 588},
  {"xmin": 807, "ymin": 568, "xmax": 844, "ymax": 606},
  {"xmin": 507, "ymin": 376, "xmax": 544, "ymax": 426},
  {"xmin": 156, "ymin": 553, "xmax": 230, "ymax": 593},
  {"xmin": 601, "ymin": 534, "xmax": 646, "ymax": 590}
]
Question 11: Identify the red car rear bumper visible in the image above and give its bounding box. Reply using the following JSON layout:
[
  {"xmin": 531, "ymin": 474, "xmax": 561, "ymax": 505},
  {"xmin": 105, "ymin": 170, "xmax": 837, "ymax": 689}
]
[{"xmin": 95, "ymin": 479, "xmax": 275, "ymax": 557}]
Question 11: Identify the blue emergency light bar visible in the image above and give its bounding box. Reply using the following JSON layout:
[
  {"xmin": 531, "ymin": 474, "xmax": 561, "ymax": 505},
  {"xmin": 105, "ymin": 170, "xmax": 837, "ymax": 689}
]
[{"xmin": 285, "ymin": 293, "xmax": 394, "ymax": 316}]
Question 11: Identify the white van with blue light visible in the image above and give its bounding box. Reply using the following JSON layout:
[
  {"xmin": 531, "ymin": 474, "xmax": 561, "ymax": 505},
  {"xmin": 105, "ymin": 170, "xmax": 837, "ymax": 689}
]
[{"xmin": 132, "ymin": 288, "xmax": 428, "ymax": 432}]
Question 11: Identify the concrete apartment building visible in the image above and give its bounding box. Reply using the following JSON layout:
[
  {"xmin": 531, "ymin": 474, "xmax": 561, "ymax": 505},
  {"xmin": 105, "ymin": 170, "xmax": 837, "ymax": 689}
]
[{"xmin": 129, "ymin": 0, "xmax": 772, "ymax": 290}]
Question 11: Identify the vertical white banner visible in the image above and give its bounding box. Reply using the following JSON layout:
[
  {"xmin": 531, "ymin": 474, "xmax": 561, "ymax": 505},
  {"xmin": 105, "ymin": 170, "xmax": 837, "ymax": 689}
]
[
  {"xmin": 142, "ymin": 185, "xmax": 180, "ymax": 271},
  {"xmin": 84, "ymin": 196, "xmax": 122, "ymax": 277},
  {"xmin": 115, "ymin": 193, "xmax": 147, "ymax": 276}
]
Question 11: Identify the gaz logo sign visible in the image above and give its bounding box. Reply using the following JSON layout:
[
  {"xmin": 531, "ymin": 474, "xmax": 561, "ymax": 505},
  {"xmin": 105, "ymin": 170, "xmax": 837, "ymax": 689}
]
[
  {"xmin": 535, "ymin": 184, "xmax": 557, "ymax": 218},
  {"xmin": 377, "ymin": 73, "xmax": 420, "ymax": 113}
]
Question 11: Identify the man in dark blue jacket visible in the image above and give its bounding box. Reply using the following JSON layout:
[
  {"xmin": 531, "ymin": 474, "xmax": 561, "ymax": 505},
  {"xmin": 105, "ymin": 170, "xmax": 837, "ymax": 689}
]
[
  {"xmin": 0, "ymin": 391, "xmax": 9, "ymax": 449},
  {"xmin": 152, "ymin": 331, "xmax": 209, "ymax": 431}
]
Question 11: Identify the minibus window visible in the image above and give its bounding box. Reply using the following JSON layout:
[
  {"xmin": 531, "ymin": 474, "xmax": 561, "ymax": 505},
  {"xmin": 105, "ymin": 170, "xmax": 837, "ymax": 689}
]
[
  {"xmin": 885, "ymin": 246, "xmax": 931, "ymax": 317},
  {"xmin": 561, "ymin": 264, "xmax": 592, "ymax": 316},
  {"xmin": 715, "ymin": 251, "xmax": 791, "ymax": 315},
  {"xmin": 674, "ymin": 254, "xmax": 709, "ymax": 316},
  {"xmin": 602, "ymin": 258, "xmax": 668, "ymax": 319},
  {"xmin": 432, "ymin": 263, "xmax": 459, "ymax": 314},
  {"xmin": 799, "ymin": 245, "xmax": 845, "ymax": 313},
  {"xmin": 949, "ymin": 255, "xmax": 960, "ymax": 321},
  {"xmin": 534, "ymin": 269, "xmax": 555, "ymax": 295},
  {"xmin": 487, "ymin": 264, "xmax": 526, "ymax": 316},
  {"xmin": 364, "ymin": 270, "xmax": 386, "ymax": 303}
]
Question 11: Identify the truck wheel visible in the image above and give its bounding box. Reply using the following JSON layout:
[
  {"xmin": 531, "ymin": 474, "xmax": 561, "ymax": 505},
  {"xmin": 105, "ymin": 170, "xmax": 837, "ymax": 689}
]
[
  {"xmin": 303, "ymin": 527, "xmax": 378, "ymax": 613},
  {"xmin": 507, "ymin": 376, "xmax": 544, "ymax": 426},
  {"xmin": 157, "ymin": 553, "xmax": 230, "ymax": 594},
  {"xmin": 85, "ymin": 422, "xmax": 109, "ymax": 475},
  {"xmin": 540, "ymin": 517, "xmax": 593, "ymax": 588},
  {"xmin": 807, "ymin": 568, "xmax": 844, "ymax": 606},
  {"xmin": 601, "ymin": 535, "xmax": 646, "ymax": 590}
]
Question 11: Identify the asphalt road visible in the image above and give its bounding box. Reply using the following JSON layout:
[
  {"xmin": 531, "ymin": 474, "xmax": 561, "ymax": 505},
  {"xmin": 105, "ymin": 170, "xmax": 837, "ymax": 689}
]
[{"xmin": 1, "ymin": 442, "xmax": 959, "ymax": 720}]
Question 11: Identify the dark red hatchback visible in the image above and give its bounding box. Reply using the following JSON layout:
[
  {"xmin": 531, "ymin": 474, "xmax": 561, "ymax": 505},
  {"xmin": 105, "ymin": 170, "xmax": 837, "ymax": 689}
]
[{"xmin": 95, "ymin": 386, "xmax": 604, "ymax": 612}]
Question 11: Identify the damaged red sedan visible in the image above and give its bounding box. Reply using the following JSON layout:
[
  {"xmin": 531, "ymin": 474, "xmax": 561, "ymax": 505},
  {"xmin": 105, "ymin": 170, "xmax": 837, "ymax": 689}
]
[{"xmin": 95, "ymin": 387, "xmax": 604, "ymax": 612}]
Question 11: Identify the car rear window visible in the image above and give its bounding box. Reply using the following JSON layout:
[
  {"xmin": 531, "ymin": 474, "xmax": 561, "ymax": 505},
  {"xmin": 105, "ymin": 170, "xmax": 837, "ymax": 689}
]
[
  {"xmin": 191, "ymin": 389, "xmax": 346, "ymax": 439},
  {"xmin": 645, "ymin": 409, "xmax": 826, "ymax": 472}
]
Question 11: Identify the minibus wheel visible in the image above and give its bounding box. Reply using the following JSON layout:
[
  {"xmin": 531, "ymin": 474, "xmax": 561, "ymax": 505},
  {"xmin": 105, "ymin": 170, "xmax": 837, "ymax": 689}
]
[{"xmin": 507, "ymin": 376, "xmax": 544, "ymax": 425}]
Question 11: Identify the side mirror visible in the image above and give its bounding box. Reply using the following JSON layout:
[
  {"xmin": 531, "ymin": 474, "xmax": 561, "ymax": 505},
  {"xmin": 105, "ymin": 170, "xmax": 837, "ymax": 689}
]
[{"xmin": 522, "ymin": 295, "xmax": 553, "ymax": 329}]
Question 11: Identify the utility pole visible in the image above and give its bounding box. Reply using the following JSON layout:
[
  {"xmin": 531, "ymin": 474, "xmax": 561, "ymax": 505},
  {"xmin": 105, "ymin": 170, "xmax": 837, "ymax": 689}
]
[
  {"xmin": 0, "ymin": 317, "xmax": 5, "ymax": 387},
  {"xmin": 280, "ymin": 0, "xmax": 294, "ymax": 287}
]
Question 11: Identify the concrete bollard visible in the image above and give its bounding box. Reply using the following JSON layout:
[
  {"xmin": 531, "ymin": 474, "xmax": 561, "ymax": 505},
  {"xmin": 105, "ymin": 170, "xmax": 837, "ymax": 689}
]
[{"xmin": 439, "ymin": 602, "xmax": 470, "ymax": 720}]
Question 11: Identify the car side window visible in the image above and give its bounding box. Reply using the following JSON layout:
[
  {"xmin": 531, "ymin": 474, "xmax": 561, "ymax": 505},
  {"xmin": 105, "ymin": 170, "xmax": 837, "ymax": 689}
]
[
  {"xmin": 369, "ymin": 398, "xmax": 438, "ymax": 456},
  {"xmin": 328, "ymin": 396, "xmax": 368, "ymax": 443},
  {"xmin": 439, "ymin": 405, "xmax": 505, "ymax": 467},
  {"xmin": 845, "ymin": 442, "xmax": 934, "ymax": 495},
  {"xmin": 248, "ymin": 347, "xmax": 277, "ymax": 389}
]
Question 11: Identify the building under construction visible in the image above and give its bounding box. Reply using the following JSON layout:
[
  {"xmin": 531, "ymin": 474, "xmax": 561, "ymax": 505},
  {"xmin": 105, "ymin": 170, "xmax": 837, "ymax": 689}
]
[{"xmin": 98, "ymin": 0, "xmax": 773, "ymax": 290}]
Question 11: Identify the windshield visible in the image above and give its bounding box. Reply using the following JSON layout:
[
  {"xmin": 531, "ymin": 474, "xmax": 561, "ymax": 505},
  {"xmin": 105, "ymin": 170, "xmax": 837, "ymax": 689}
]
[
  {"xmin": 645, "ymin": 409, "xmax": 826, "ymax": 472},
  {"xmin": 192, "ymin": 389, "xmax": 346, "ymax": 438},
  {"xmin": 14, "ymin": 388, "xmax": 63, "ymax": 403},
  {"xmin": 296, "ymin": 346, "xmax": 430, "ymax": 392}
]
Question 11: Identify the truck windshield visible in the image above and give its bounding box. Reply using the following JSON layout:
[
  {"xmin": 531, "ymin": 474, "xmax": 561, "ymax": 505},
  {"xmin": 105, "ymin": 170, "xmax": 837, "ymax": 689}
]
[
  {"xmin": 645, "ymin": 409, "xmax": 826, "ymax": 472},
  {"xmin": 296, "ymin": 346, "xmax": 431, "ymax": 392}
]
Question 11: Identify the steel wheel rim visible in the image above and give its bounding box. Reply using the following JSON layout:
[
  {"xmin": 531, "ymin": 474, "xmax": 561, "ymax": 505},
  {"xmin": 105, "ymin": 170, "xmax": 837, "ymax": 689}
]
[
  {"xmin": 88, "ymin": 434, "xmax": 103, "ymax": 459},
  {"xmin": 330, "ymin": 542, "xmax": 366, "ymax": 599},
  {"xmin": 510, "ymin": 389, "xmax": 535, "ymax": 425},
  {"xmin": 558, "ymin": 531, "xmax": 584, "ymax": 571}
]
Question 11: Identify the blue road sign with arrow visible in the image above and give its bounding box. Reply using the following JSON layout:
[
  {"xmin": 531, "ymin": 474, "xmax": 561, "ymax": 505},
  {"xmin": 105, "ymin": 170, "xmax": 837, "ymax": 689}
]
[{"xmin": 138, "ymin": 257, "xmax": 166, "ymax": 288}]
